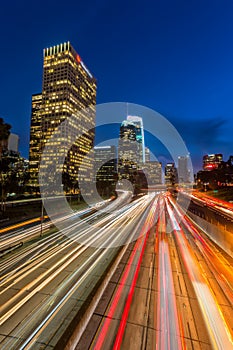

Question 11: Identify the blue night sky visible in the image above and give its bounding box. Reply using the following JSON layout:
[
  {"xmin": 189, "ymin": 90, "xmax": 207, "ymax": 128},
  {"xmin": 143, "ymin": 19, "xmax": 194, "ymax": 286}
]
[{"xmin": 1, "ymin": 0, "xmax": 233, "ymax": 173}]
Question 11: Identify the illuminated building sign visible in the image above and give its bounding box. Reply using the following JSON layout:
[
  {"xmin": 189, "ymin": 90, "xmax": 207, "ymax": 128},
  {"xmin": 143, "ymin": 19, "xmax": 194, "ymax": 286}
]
[
  {"xmin": 76, "ymin": 54, "xmax": 81, "ymax": 63},
  {"xmin": 203, "ymin": 153, "xmax": 223, "ymax": 170}
]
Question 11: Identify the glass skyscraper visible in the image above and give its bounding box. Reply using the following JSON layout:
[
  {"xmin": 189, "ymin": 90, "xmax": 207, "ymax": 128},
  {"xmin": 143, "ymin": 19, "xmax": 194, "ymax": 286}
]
[
  {"xmin": 126, "ymin": 115, "xmax": 145, "ymax": 164},
  {"xmin": 118, "ymin": 120, "xmax": 138, "ymax": 179}
]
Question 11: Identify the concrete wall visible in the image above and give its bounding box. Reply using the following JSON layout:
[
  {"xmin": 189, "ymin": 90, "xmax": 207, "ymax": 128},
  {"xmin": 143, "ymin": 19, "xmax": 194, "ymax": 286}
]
[{"xmin": 188, "ymin": 212, "xmax": 233, "ymax": 258}]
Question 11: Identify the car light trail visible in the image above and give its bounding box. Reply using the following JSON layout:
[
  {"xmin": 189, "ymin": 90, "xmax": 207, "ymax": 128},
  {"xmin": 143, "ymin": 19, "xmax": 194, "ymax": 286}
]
[
  {"xmin": 113, "ymin": 198, "xmax": 158, "ymax": 350},
  {"xmin": 165, "ymin": 198, "xmax": 233, "ymax": 350},
  {"xmin": 156, "ymin": 197, "xmax": 185, "ymax": 350},
  {"xmin": 93, "ymin": 196, "xmax": 158, "ymax": 349},
  {"xmin": 168, "ymin": 197, "xmax": 233, "ymax": 306},
  {"xmin": 0, "ymin": 193, "xmax": 158, "ymax": 349},
  {"xmin": 1, "ymin": 191, "xmax": 232, "ymax": 349},
  {"xmin": 0, "ymin": 216, "xmax": 49, "ymax": 235}
]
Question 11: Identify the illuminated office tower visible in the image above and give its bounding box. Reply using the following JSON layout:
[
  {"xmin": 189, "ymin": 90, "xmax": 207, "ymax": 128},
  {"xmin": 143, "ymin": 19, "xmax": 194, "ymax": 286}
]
[
  {"xmin": 29, "ymin": 42, "xmax": 97, "ymax": 192},
  {"xmin": 94, "ymin": 146, "xmax": 117, "ymax": 182},
  {"xmin": 94, "ymin": 146, "xmax": 117, "ymax": 195},
  {"xmin": 29, "ymin": 93, "xmax": 42, "ymax": 189},
  {"xmin": 165, "ymin": 163, "xmax": 178, "ymax": 185},
  {"xmin": 126, "ymin": 115, "xmax": 145, "ymax": 164},
  {"xmin": 118, "ymin": 120, "xmax": 138, "ymax": 179},
  {"xmin": 143, "ymin": 161, "xmax": 162, "ymax": 186}
]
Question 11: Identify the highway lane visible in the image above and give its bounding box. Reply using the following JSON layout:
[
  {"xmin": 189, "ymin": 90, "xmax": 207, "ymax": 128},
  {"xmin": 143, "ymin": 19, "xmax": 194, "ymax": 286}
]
[
  {"xmin": 0, "ymin": 196, "xmax": 116, "ymax": 252},
  {"xmin": 0, "ymin": 191, "xmax": 233, "ymax": 349},
  {"xmin": 166, "ymin": 196, "xmax": 233, "ymax": 350},
  {"xmin": 181, "ymin": 190, "xmax": 233, "ymax": 221},
  {"xmin": 75, "ymin": 195, "xmax": 159, "ymax": 350},
  {"xmin": 171, "ymin": 200, "xmax": 233, "ymax": 307},
  {"xmin": 0, "ymin": 192, "xmax": 157, "ymax": 349},
  {"xmin": 119, "ymin": 196, "xmax": 213, "ymax": 350},
  {"xmin": 76, "ymin": 192, "xmax": 233, "ymax": 350},
  {"xmin": 155, "ymin": 198, "xmax": 184, "ymax": 350}
]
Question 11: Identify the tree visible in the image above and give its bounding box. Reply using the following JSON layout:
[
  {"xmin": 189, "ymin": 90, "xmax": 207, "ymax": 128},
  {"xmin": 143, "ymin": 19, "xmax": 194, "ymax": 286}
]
[
  {"xmin": 0, "ymin": 118, "xmax": 11, "ymax": 158},
  {"xmin": 0, "ymin": 118, "xmax": 12, "ymax": 213},
  {"xmin": 62, "ymin": 171, "xmax": 75, "ymax": 194}
]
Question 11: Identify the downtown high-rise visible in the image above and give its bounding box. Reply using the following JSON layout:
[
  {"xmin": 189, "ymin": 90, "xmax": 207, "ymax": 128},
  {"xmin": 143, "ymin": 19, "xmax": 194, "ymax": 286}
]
[
  {"xmin": 94, "ymin": 146, "xmax": 117, "ymax": 196},
  {"xmin": 118, "ymin": 120, "xmax": 138, "ymax": 180},
  {"xmin": 178, "ymin": 155, "xmax": 190, "ymax": 183},
  {"xmin": 29, "ymin": 42, "xmax": 97, "ymax": 192},
  {"xmin": 126, "ymin": 115, "xmax": 145, "ymax": 164},
  {"xmin": 165, "ymin": 163, "xmax": 178, "ymax": 185}
]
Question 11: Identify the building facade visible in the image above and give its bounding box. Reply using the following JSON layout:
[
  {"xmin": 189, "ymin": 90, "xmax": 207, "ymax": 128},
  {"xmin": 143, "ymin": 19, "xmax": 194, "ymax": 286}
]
[
  {"xmin": 29, "ymin": 93, "xmax": 42, "ymax": 188},
  {"xmin": 126, "ymin": 115, "xmax": 145, "ymax": 164},
  {"xmin": 118, "ymin": 120, "xmax": 139, "ymax": 180},
  {"xmin": 203, "ymin": 154, "xmax": 223, "ymax": 171},
  {"xmin": 165, "ymin": 163, "xmax": 178, "ymax": 185},
  {"xmin": 178, "ymin": 155, "xmax": 190, "ymax": 183},
  {"xmin": 94, "ymin": 146, "xmax": 117, "ymax": 196},
  {"xmin": 143, "ymin": 161, "xmax": 162, "ymax": 186},
  {"xmin": 29, "ymin": 42, "xmax": 97, "ymax": 193}
]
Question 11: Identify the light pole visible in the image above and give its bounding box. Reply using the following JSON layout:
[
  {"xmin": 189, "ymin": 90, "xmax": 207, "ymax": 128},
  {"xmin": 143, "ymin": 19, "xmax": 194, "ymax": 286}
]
[{"xmin": 40, "ymin": 200, "xmax": 44, "ymax": 236}]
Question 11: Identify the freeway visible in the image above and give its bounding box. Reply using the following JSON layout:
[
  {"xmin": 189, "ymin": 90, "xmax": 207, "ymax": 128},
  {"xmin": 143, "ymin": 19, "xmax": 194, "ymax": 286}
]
[
  {"xmin": 0, "ymin": 191, "xmax": 157, "ymax": 348},
  {"xmin": 181, "ymin": 190, "xmax": 233, "ymax": 221},
  {"xmin": 0, "ymin": 191, "xmax": 232, "ymax": 349},
  {"xmin": 75, "ymin": 193, "xmax": 233, "ymax": 350}
]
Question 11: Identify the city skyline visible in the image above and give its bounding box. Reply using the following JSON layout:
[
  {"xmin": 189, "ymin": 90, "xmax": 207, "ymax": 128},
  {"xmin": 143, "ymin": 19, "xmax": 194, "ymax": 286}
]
[
  {"xmin": 1, "ymin": 1, "xmax": 233, "ymax": 174},
  {"xmin": 1, "ymin": 2, "xmax": 233, "ymax": 345}
]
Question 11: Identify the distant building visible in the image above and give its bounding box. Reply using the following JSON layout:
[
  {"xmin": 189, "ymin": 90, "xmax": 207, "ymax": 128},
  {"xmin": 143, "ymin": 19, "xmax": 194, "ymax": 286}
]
[
  {"xmin": 8, "ymin": 133, "xmax": 19, "ymax": 153},
  {"xmin": 28, "ymin": 42, "xmax": 97, "ymax": 192},
  {"xmin": 1, "ymin": 150, "xmax": 19, "ymax": 165},
  {"xmin": 143, "ymin": 161, "xmax": 162, "ymax": 186},
  {"xmin": 145, "ymin": 147, "xmax": 150, "ymax": 162},
  {"xmin": 165, "ymin": 163, "xmax": 178, "ymax": 185},
  {"xmin": 118, "ymin": 120, "xmax": 139, "ymax": 179},
  {"xmin": 178, "ymin": 155, "xmax": 190, "ymax": 183},
  {"xmin": 94, "ymin": 145, "xmax": 117, "ymax": 184},
  {"xmin": 203, "ymin": 154, "xmax": 223, "ymax": 171},
  {"xmin": 126, "ymin": 115, "xmax": 145, "ymax": 163},
  {"xmin": 197, "ymin": 154, "xmax": 233, "ymax": 190},
  {"xmin": 29, "ymin": 93, "xmax": 42, "ymax": 188}
]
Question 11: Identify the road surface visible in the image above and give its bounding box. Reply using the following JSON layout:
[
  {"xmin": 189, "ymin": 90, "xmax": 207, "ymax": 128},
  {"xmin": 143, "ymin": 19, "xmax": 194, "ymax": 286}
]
[{"xmin": 0, "ymin": 191, "xmax": 232, "ymax": 349}]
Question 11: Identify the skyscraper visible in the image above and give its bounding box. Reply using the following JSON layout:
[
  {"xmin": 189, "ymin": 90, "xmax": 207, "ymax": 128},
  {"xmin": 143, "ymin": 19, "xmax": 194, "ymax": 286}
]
[
  {"xmin": 118, "ymin": 120, "xmax": 138, "ymax": 179},
  {"xmin": 178, "ymin": 155, "xmax": 190, "ymax": 183},
  {"xmin": 94, "ymin": 146, "xmax": 117, "ymax": 195},
  {"xmin": 29, "ymin": 93, "xmax": 42, "ymax": 188},
  {"xmin": 126, "ymin": 115, "xmax": 145, "ymax": 164},
  {"xmin": 143, "ymin": 161, "xmax": 162, "ymax": 186},
  {"xmin": 165, "ymin": 163, "xmax": 178, "ymax": 185},
  {"xmin": 29, "ymin": 42, "xmax": 97, "ymax": 192}
]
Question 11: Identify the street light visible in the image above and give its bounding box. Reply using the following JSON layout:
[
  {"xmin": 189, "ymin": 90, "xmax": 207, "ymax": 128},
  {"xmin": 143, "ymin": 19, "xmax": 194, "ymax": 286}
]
[{"xmin": 40, "ymin": 200, "xmax": 44, "ymax": 236}]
